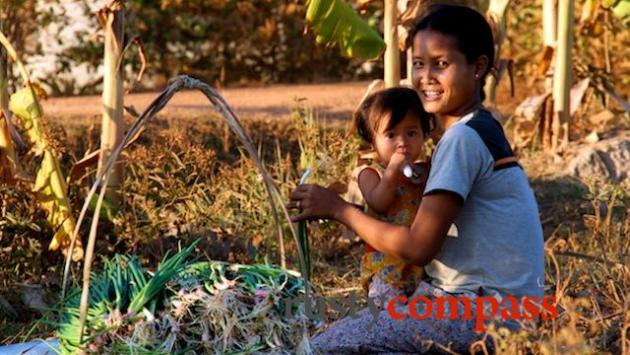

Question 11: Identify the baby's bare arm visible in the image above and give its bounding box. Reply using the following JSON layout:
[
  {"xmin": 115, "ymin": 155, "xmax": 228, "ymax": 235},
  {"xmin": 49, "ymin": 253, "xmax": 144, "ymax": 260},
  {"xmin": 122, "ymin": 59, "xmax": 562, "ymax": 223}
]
[{"xmin": 358, "ymin": 168, "xmax": 399, "ymax": 213}]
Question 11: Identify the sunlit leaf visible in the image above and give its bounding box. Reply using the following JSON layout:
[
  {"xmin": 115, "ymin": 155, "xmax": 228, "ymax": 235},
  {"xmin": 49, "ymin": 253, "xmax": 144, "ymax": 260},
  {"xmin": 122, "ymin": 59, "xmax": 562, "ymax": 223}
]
[
  {"xmin": 306, "ymin": 0, "xmax": 386, "ymax": 60},
  {"xmin": 8, "ymin": 84, "xmax": 47, "ymax": 152},
  {"xmin": 603, "ymin": 0, "xmax": 630, "ymax": 19},
  {"xmin": 612, "ymin": 0, "xmax": 630, "ymax": 19},
  {"xmin": 9, "ymin": 86, "xmax": 83, "ymax": 261}
]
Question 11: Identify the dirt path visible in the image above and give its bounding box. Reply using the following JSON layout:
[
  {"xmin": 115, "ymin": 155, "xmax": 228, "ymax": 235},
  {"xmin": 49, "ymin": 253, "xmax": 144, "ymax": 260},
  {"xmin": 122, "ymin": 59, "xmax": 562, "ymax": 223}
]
[
  {"xmin": 42, "ymin": 81, "xmax": 371, "ymax": 124},
  {"xmin": 41, "ymin": 80, "xmax": 528, "ymax": 137}
]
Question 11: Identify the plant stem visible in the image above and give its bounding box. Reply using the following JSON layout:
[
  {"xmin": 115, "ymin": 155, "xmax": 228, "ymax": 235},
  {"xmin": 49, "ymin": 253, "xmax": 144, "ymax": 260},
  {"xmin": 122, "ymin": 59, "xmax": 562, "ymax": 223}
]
[
  {"xmin": 98, "ymin": 0, "xmax": 125, "ymax": 207},
  {"xmin": 384, "ymin": 0, "xmax": 400, "ymax": 87},
  {"xmin": 552, "ymin": 0, "xmax": 574, "ymax": 152}
]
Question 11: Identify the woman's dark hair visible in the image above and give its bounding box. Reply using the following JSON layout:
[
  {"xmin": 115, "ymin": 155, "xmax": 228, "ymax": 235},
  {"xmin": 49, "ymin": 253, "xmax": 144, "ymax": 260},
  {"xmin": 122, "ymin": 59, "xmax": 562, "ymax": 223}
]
[
  {"xmin": 351, "ymin": 87, "xmax": 431, "ymax": 144},
  {"xmin": 408, "ymin": 4, "xmax": 495, "ymax": 101}
]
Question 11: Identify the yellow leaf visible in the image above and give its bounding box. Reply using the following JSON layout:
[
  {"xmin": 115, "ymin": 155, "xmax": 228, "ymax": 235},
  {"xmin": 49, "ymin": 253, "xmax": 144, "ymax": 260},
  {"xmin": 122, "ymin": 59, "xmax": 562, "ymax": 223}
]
[
  {"xmin": 36, "ymin": 151, "xmax": 83, "ymax": 261},
  {"xmin": 9, "ymin": 85, "xmax": 83, "ymax": 261},
  {"xmin": 8, "ymin": 83, "xmax": 46, "ymax": 119},
  {"xmin": 9, "ymin": 85, "xmax": 47, "ymax": 151}
]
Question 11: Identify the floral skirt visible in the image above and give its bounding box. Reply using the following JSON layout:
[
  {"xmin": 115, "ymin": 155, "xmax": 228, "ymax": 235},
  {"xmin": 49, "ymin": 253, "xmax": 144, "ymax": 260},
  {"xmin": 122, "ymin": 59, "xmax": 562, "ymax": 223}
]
[
  {"xmin": 311, "ymin": 281, "xmax": 492, "ymax": 354},
  {"xmin": 360, "ymin": 251, "xmax": 424, "ymax": 297}
]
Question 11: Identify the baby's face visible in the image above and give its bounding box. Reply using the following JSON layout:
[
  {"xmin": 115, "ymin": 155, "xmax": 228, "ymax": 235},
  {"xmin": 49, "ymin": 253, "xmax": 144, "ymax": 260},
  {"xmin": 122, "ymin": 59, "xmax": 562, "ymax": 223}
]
[{"xmin": 373, "ymin": 112, "xmax": 425, "ymax": 167}]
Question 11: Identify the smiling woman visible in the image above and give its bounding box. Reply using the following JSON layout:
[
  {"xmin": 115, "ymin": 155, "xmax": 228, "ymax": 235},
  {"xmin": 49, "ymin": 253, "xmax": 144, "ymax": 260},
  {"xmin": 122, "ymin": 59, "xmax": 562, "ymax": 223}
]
[
  {"xmin": 290, "ymin": 4, "xmax": 545, "ymax": 353},
  {"xmin": 410, "ymin": 4, "xmax": 494, "ymax": 128},
  {"xmin": 411, "ymin": 31, "xmax": 484, "ymax": 123}
]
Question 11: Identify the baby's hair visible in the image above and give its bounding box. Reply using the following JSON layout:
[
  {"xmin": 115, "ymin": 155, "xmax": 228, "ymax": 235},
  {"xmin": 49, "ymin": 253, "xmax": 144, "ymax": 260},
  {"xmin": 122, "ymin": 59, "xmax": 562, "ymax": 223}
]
[
  {"xmin": 351, "ymin": 87, "xmax": 431, "ymax": 144},
  {"xmin": 408, "ymin": 4, "xmax": 495, "ymax": 101}
]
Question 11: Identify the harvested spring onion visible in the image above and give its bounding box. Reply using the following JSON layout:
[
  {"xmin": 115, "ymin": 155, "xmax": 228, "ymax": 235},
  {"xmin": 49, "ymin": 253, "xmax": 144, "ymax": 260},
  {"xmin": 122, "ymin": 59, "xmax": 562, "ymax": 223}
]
[
  {"xmin": 56, "ymin": 243, "xmax": 311, "ymax": 354},
  {"xmin": 297, "ymin": 169, "xmax": 312, "ymax": 284}
]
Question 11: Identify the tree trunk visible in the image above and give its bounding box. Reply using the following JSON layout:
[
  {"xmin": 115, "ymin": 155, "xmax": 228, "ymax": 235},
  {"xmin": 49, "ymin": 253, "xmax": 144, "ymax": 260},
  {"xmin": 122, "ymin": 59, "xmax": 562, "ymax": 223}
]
[
  {"xmin": 552, "ymin": 0, "xmax": 573, "ymax": 152},
  {"xmin": 384, "ymin": 0, "xmax": 400, "ymax": 87},
  {"xmin": 483, "ymin": 0, "xmax": 511, "ymax": 106},
  {"xmin": 541, "ymin": 0, "xmax": 557, "ymax": 151},
  {"xmin": 98, "ymin": 1, "xmax": 125, "ymax": 206},
  {"xmin": 543, "ymin": 0, "xmax": 557, "ymax": 48}
]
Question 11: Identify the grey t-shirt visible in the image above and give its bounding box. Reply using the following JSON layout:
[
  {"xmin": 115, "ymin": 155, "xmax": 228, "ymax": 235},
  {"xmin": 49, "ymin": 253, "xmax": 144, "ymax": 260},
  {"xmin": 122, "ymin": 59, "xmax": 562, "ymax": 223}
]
[{"xmin": 423, "ymin": 110, "xmax": 545, "ymax": 298}]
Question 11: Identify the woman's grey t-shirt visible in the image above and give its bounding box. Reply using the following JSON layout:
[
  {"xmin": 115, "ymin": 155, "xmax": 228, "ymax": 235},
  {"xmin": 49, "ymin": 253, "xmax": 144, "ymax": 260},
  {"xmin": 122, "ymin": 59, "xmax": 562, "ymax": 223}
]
[{"xmin": 424, "ymin": 110, "xmax": 545, "ymax": 298}]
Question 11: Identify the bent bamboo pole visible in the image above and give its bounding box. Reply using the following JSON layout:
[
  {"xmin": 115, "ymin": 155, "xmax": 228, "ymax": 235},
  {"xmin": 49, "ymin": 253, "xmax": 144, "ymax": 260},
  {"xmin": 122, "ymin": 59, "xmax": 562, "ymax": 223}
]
[{"xmin": 62, "ymin": 76, "xmax": 299, "ymax": 344}]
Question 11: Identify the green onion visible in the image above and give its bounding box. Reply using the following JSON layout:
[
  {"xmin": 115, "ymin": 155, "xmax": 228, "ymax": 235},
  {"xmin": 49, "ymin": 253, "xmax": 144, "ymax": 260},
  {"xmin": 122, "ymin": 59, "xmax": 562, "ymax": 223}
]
[{"xmin": 55, "ymin": 242, "xmax": 311, "ymax": 354}]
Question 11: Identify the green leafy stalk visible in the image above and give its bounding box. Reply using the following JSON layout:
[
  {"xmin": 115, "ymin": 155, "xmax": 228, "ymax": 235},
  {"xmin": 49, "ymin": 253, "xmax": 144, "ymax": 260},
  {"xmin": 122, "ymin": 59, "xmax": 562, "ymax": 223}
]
[
  {"xmin": 297, "ymin": 170, "xmax": 312, "ymax": 283},
  {"xmin": 127, "ymin": 241, "xmax": 198, "ymax": 314},
  {"xmin": 297, "ymin": 221, "xmax": 310, "ymax": 282},
  {"xmin": 306, "ymin": 0, "xmax": 386, "ymax": 60}
]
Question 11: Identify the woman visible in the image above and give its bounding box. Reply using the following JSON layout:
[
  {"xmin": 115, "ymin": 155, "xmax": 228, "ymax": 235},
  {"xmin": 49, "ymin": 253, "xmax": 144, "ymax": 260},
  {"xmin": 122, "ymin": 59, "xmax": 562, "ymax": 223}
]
[{"xmin": 290, "ymin": 5, "xmax": 545, "ymax": 353}]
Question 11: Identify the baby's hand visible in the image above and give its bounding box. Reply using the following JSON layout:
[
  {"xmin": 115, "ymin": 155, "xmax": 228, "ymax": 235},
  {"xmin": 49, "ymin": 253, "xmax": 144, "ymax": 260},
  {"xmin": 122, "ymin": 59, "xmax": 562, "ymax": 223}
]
[{"xmin": 385, "ymin": 151, "xmax": 408, "ymax": 178}]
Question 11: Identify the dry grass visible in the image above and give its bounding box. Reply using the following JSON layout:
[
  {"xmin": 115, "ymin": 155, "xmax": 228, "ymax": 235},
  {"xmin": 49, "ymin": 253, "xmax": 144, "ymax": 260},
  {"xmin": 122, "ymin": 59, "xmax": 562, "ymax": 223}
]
[
  {"xmin": 480, "ymin": 176, "xmax": 629, "ymax": 354},
  {"xmin": 0, "ymin": 97, "xmax": 628, "ymax": 353}
]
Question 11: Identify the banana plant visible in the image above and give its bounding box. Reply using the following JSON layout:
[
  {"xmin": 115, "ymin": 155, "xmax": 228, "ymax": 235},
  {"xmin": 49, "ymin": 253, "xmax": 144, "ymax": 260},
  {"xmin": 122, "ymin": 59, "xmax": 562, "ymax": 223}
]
[
  {"xmin": 605, "ymin": 0, "xmax": 630, "ymax": 21},
  {"xmin": 9, "ymin": 86, "xmax": 84, "ymax": 262},
  {"xmin": 97, "ymin": 0, "xmax": 125, "ymax": 210},
  {"xmin": 0, "ymin": 31, "xmax": 84, "ymax": 261},
  {"xmin": 305, "ymin": 0, "xmax": 386, "ymax": 60}
]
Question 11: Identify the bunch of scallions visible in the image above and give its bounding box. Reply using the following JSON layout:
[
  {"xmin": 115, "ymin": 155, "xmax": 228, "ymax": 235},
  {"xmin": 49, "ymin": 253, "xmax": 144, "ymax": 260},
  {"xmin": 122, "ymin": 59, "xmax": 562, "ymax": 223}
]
[{"xmin": 55, "ymin": 243, "xmax": 312, "ymax": 354}]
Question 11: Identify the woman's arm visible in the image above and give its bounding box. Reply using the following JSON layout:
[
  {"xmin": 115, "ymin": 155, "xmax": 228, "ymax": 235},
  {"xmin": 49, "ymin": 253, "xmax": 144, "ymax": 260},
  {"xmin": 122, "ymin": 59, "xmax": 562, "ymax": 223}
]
[{"xmin": 290, "ymin": 184, "xmax": 461, "ymax": 266}]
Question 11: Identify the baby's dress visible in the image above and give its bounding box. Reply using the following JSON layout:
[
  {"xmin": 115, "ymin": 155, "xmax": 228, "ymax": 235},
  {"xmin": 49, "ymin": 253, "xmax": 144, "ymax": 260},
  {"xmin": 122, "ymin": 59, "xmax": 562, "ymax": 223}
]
[{"xmin": 357, "ymin": 162, "xmax": 429, "ymax": 304}]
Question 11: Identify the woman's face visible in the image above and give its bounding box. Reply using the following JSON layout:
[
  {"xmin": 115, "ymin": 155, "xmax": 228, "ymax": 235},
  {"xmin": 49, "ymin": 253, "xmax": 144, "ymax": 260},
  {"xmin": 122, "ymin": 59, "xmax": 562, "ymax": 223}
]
[{"xmin": 411, "ymin": 30, "xmax": 485, "ymax": 120}]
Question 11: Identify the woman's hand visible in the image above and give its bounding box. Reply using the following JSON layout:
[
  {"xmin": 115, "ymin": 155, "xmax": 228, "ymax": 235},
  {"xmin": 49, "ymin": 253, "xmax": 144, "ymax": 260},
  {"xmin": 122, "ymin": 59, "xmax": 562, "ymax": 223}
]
[{"xmin": 289, "ymin": 184, "xmax": 348, "ymax": 222}]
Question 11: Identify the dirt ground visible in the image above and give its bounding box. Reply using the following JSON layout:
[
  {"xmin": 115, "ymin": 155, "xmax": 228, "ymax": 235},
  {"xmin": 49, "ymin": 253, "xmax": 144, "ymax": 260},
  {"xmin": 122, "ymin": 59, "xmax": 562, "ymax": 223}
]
[
  {"xmin": 37, "ymin": 79, "xmax": 629, "ymax": 181},
  {"xmin": 41, "ymin": 79, "xmax": 526, "ymax": 125},
  {"xmin": 39, "ymin": 79, "xmax": 565, "ymax": 179},
  {"xmin": 42, "ymin": 81, "xmax": 371, "ymax": 124}
]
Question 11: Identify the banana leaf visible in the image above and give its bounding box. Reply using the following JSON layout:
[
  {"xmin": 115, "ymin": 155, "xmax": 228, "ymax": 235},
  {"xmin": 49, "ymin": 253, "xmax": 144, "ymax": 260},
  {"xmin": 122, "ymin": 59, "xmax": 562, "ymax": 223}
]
[
  {"xmin": 306, "ymin": 0, "xmax": 385, "ymax": 60},
  {"xmin": 613, "ymin": 0, "xmax": 630, "ymax": 19},
  {"xmin": 9, "ymin": 86, "xmax": 83, "ymax": 261}
]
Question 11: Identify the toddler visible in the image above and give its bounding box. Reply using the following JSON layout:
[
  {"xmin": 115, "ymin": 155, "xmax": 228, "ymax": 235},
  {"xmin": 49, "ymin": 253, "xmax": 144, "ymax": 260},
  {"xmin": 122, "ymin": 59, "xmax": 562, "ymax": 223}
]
[{"xmin": 350, "ymin": 87, "xmax": 432, "ymax": 303}]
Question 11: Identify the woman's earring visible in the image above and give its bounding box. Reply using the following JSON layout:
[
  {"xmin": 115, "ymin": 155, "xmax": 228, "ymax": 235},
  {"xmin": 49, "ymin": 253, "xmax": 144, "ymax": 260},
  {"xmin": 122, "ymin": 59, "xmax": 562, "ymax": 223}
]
[{"xmin": 474, "ymin": 73, "xmax": 480, "ymax": 79}]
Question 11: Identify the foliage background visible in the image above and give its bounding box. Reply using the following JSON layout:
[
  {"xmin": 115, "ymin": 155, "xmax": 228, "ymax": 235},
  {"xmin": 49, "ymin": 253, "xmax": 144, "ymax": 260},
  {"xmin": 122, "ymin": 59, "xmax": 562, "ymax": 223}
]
[
  {"xmin": 4, "ymin": 0, "xmax": 387, "ymax": 95},
  {"xmin": 3, "ymin": 0, "xmax": 628, "ymax": 96}
]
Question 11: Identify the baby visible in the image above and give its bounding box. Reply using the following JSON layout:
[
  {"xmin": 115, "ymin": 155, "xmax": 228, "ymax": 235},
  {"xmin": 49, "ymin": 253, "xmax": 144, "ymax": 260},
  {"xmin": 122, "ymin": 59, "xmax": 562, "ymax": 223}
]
[{"xmin": 350, "ymin": 87, "xmax": 432, "ymax": 303}]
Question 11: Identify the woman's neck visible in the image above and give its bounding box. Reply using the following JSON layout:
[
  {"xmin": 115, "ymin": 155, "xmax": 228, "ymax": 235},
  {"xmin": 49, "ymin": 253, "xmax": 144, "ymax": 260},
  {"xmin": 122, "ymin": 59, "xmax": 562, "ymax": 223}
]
[{"xmin": 439, "ymin": 99, "xmax": 482, "ymax": 130}]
